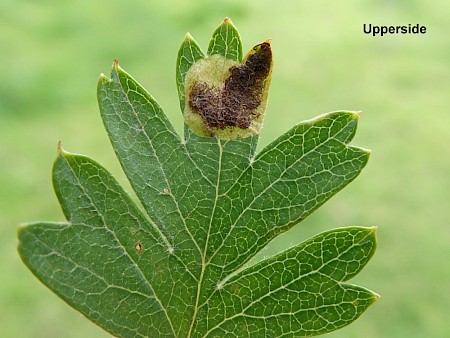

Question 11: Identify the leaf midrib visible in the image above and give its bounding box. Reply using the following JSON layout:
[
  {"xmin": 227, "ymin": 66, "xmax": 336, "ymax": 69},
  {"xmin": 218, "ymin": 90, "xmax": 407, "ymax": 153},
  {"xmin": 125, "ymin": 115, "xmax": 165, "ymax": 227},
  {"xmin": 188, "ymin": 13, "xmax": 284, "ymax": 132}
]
[
  {"xmin": 116, "ymin": 74, "xmax": 227, "ymax": 337},
  {"xmin": 207, "ymin": 118, "xmax": 356, "ymax": 267},
  {"xmin": 201, "ymin": 229, "xmax": 373, "ymax": 337},
  {"xmin": 114, "ymin": 78, "xmax": 203, "ymax": 254},
  {"xmin": 186, "ymin": 138, "xmax": 224, "ymax": 337}
]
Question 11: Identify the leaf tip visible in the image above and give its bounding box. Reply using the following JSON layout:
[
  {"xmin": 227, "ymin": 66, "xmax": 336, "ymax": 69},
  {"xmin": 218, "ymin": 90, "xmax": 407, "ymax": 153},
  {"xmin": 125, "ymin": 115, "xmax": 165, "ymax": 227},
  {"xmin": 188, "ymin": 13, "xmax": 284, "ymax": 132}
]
[
  {"xmin": 57, "ymin": 141, "xmax": 63, "ymax": 155},
  {"xmin": 373, "ymin": 291, "xmax": 382, "ymax": 301},
  {"xmin": 369, "ymin": 225, "xmax": 378, "ymax": 252},
  {"xmin": 184, "ymin": 32, "xmax": 194, "ymax": 41},
  {"xmin": 350, "ymin": 145, "xmax": 371, "ymax": 161},
  {"xmin": 220, "ymin": 17, "xmax": 239, "ymax": 31},
  {"xmin": 111, "ymin": 59, "xmax": 124, "ymax": 75},
  {"xmin": 16, "ymin": 222, "xmax": 28, "ymax": 235},
  {"xmin": 98, "ymin": 73, "xmax": 109, "ymax": 83},
  {"xmin": 16, "ymin": 222, "xmax": 33, "ymax": 255},
  {"xmin": 351, "ymin": 110, "xmax": 362, "ymax": 119},
  {"xmin": 362, "ymin": 147, "xmax": 372, "ymax": 158},
  {"xmin": 56, "ymin": 141, "xmax": 72, "ymax": 158},
  {"xmin": 106, "ymin": 59, "xmax": 124, "ymax": 81}
]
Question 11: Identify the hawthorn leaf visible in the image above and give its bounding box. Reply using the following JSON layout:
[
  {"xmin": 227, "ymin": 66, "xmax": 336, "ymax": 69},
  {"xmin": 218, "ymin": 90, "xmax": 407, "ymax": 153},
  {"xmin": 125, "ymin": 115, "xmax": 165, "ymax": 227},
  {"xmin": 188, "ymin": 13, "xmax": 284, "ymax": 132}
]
[
  {"xmin": 18, "ymin": 18, "xmax": 378, "ymax": 337},
  {"xmin": 194, "ymin": 227, "xmax": 378, "ymax": 337}
]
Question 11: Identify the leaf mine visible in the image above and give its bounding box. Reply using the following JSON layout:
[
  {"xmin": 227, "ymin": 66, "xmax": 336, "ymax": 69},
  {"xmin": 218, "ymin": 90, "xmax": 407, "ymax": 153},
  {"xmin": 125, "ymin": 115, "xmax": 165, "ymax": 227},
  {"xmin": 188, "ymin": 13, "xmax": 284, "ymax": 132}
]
[{"xmin": 184, "ymin": 41, "xmax": 272, "ymax": 140}]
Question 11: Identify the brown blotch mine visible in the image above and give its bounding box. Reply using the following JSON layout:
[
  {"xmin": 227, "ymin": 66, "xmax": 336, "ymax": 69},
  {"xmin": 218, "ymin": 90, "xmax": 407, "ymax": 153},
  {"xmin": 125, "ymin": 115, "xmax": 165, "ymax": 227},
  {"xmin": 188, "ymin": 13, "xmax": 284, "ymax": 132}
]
[
  {"xmin": 188, "ymin": 42, "xmax": 272, "ymax": 131},
  {"xmin": 135, "ymin": 241, "xmax": 143, "ymax": 255}
]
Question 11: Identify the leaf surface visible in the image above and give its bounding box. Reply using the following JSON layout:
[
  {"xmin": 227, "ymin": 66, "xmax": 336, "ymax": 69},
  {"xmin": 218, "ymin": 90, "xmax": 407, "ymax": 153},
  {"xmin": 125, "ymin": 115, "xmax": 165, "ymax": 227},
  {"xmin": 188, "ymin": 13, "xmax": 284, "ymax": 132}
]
[{"xmin": 18, "ymin": 19, "xmax": 378, "ymax": 337}]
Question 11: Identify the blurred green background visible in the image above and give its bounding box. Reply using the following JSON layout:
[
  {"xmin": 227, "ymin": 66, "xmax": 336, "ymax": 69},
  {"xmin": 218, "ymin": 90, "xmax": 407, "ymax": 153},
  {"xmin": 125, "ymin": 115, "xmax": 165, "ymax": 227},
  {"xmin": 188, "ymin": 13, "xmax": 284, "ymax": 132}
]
[{"xmin": 1, "ymin": 0, "xmax": 449, "ymax": 337}]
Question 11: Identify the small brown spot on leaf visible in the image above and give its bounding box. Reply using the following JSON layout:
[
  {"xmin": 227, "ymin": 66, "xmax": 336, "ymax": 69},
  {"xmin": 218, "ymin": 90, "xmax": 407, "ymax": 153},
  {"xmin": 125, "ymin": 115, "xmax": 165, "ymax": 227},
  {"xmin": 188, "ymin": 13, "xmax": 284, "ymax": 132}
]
[{"xmin": 135, "ymin": 241, "xmax": 143, "ymax": 255}]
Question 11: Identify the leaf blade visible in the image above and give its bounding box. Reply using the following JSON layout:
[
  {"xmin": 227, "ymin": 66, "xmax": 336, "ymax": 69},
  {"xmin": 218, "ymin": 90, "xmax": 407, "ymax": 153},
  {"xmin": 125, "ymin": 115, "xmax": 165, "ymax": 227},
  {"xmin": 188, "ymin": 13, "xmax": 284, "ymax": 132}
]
[
  {"xmin": 206, "ymin": 112, "xmax": 370, "ymax": 278},
  {"xmin": 98, "ymin": 64, "xmax": 212, "ymax": 266},
  {"xmin": 179, "ymin": 19, "xmax": 261, "ymax": 337},
  {"xmin": 18, "ymin": 19, "xmax": 377, "ymax": 338},
  {"xmin": 195, "ymin": 227, "xmax": 378, "ymax": 337},
  {"xmin": 176, "ymin": 33, "xmax": 205, "ymax": 112},
  {"xmin": 178, "ymin": 19, "xmax": 259, "ymax": 183},
  {"xmin": 19, "ymin": 151, "xmax": 184, "ymax": 337},
  {"xmin": 207, "ymin": 18, "xmax": 243, "ymax": 62}
]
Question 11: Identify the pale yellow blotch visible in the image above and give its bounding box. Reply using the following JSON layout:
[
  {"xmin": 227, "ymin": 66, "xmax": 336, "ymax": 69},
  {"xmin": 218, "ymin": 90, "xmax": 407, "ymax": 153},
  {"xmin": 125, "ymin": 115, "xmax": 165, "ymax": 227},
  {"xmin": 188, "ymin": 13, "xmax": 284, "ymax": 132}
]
[{"xmin": 184, "ymin": 55, "xmax": 239, "ymax": 138}]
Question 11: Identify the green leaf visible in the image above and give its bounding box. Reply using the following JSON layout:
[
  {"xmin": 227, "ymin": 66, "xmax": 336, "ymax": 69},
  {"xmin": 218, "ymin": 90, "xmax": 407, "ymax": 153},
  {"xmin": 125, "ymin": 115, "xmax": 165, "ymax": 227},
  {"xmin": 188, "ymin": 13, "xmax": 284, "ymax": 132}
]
[
  {"xmin": 207, "ymin": 17, "xmax": 243, "ymax": 61},
  {"xmin": 18, "ymin": 18, "xmax": 378, "ymax": 337},
  {"xmin": 194, "ymin": 227, "xmax": 378, "ymax": 337}
]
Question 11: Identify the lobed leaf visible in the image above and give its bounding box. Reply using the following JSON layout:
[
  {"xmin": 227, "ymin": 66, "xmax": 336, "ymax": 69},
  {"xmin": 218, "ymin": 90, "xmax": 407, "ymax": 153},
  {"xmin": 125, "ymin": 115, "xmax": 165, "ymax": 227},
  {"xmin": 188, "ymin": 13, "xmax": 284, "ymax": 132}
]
[
  {"xmin": 19, "ymin": 150, "xmax": 182, "ymax": 337},
  {"xmin": 204, "ymin": 111, "xmax": 370, "ymax": 282},
  {"xmin": 18, "ymin": 18, "xmax": 377, "ymax": 337},
  {"xmin": 194, "ymin": 227, "xmax": 378, "ymax": 337}
]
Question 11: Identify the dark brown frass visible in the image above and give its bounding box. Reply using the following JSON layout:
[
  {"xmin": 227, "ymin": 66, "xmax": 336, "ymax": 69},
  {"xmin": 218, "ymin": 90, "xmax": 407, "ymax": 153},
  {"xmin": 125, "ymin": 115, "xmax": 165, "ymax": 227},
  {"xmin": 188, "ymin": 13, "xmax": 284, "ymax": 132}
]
[{"xmin": 188, "ymin": 42, "xmax": 272, "ymax": 132}]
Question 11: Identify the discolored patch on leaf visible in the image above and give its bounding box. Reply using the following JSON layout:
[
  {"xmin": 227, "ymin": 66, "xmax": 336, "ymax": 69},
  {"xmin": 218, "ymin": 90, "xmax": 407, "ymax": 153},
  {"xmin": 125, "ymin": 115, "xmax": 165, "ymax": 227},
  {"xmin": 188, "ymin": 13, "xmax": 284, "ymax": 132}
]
[
  {"xmin": 184, "ymin": 41, "xmax": 273, "ymax": 139},
  {"xmin": 134, "ymin": 241, "xmax": 143, "ymax": 255}
]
